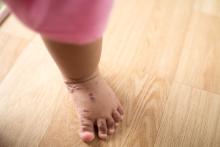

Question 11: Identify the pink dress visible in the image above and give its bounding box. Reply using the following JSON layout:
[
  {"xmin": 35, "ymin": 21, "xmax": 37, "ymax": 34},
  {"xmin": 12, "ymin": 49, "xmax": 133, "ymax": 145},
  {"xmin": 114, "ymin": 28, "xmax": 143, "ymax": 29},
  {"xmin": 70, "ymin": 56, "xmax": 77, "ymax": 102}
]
[{"xmin": 4, "ymin": 0, "xmax": 113, "ymax": 44}]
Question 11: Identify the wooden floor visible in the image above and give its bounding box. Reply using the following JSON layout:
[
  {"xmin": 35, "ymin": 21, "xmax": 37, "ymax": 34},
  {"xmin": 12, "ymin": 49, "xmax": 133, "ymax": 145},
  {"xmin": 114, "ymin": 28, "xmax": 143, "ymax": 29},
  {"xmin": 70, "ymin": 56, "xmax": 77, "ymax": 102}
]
[{"xmin": 0, "ymin": 0, "xmax": 220, "ymax": 146}]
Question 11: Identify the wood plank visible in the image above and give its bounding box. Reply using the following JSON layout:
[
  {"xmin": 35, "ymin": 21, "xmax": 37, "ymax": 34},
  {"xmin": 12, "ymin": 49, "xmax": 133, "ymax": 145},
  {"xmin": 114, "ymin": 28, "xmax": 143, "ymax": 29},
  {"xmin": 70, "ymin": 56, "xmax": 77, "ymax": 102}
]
[
  {"xmin": 194, "ymin": 0, "xmax": 220, "ymax": 17},
  {"xmin": 155, "ymin": 82, "xmax": 220, "ymax": 147},
  {"xmin": 0, "ymin": 16, "xmax": 35, "ymax": 82},
  {"xmin": 39, "ymin": 72, "xmax": 169, "ymax": 147},
  {"xmin": 0, "ymin": 16, "xmax": 34, "ymax": 40},
  {"xmin": 0, "ymin": 33, "xmax": 28, "ymax": 82},
  {"xmin": 102, "ymin": 0, "xmax": 195, "ymax": 81},
  {"xmin": 0, "ymin": 0, "xmax": 220, "ymax": 146},
  {"xmin": 175, "ymin": 12, "xmax": 220, "ymax": 94},
  {"xmin": 0, "ymin": 36, "xmax": 64, "ymax": 147}
]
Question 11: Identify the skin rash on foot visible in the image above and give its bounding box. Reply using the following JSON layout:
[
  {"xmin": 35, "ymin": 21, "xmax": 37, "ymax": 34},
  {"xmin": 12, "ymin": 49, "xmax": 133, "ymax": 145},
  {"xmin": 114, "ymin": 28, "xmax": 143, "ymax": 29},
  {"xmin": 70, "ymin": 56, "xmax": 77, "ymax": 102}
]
[
  {"xmin": 67, "ymin": 85, "xmax": 96, "ymax": 101},
  {"xmin": 89, "ymin": 93, "xmax": 95, "ymax": 101},
  {"xmin": 63, "ymin": 74, "xmax": 124, "ymax": 142}
]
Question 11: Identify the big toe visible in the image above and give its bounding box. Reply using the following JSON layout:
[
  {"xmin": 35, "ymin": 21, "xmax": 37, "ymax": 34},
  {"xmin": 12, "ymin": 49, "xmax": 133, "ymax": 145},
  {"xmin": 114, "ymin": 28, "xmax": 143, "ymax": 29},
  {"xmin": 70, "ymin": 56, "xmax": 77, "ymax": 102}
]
[
  {"xmin": 97, "ymin": 119, "xmax": 108, "ymax": 139},
  {"xmin": 80, "ymin": 132, "xmax": 95, "ymax": 142},
  {"xmin": 79, "ymin": 118, "xmax": 95, "ymax": 142}
]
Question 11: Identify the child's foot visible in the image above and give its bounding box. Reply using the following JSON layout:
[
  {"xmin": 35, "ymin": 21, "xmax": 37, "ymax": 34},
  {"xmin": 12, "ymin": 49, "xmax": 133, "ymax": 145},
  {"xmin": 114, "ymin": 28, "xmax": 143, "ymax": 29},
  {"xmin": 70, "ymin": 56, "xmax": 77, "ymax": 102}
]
[{"xmin": 65, "ymin": 73, "xmax": 124, "ymax": 142}]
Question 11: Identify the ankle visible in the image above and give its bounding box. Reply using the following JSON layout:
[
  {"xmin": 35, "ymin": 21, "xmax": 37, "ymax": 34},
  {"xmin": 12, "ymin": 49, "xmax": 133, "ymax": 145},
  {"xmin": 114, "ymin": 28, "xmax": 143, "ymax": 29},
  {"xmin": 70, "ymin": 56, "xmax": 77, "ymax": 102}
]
[{"xmin": 64, "ymin": 69, "xmax": 99, "ymax": 85}]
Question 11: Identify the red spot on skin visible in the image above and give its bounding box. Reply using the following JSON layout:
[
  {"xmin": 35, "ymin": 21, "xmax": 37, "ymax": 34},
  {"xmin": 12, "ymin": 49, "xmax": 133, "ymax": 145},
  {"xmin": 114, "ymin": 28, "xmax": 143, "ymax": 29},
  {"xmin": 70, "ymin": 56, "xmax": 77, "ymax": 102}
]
[
  {"xmin": 76, "ymin": 87, "xmax": 83, "ymax": 90},
  {"xmin": 83, "ymin": 109, "xmax": 90, "ymax": 113},
  {"xmin": 88, "ymin": 93, "xmax": 95, "ymax": 101},
  {"xmin": 90, "ymin": 97, "xmax": 95, "ymax": 100}
]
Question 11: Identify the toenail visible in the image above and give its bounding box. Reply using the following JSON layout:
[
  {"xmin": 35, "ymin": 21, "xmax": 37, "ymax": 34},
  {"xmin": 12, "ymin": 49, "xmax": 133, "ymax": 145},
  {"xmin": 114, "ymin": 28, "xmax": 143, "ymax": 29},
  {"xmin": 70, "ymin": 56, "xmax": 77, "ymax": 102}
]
[
  {"xmin": 100, "ymin": 125, "xmax": 106, "ymax": 132},
  {"xmin": 109, "ymin": 128, "xmax": 115, "ymax": 133},
  {"xmin": 99, "ymin": 134, "xmax": 107, "ymax": 139}
]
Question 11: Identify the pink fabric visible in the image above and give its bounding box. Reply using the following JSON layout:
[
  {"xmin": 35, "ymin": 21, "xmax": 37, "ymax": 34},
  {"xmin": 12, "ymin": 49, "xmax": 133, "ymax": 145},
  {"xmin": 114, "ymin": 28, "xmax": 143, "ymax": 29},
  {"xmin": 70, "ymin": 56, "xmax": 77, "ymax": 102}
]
[{"xmin": 4, "ymin": 0, "xmax": 113, "ymax": 44}]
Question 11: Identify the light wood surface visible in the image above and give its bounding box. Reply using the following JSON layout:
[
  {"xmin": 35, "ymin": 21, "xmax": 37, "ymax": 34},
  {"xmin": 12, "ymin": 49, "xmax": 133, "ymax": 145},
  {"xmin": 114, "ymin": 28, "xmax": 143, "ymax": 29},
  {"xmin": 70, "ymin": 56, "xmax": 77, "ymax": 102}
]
[
  {"xmin": 0, "ymin": 16, "xmax": 34, "ymax": 82},
  {"xmin": 0, "ymin": 0, "xmax": 220, "ymax": 146}
]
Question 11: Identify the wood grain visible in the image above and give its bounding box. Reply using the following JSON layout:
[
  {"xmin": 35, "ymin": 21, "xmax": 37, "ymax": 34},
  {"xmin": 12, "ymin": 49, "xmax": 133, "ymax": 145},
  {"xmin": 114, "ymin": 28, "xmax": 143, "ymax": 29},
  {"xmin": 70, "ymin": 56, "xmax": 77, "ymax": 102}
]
[
  {"xmin": 0, "ymin": 37, "xmax": 64, "ymax": 147},
  {"xmin": 39, "ymin": 72, "xmax": 169, "ymax": 147},
  {"xmin": 0, "ymin": 16, "xmax": 34, "ymax": 40},
  {"xmin": 0, "ymin": 16, "xmax": 35, "ymax": 82},
  {"xmin": 0, "ymin": 0, "xmax": 220, "ymax": 147},
  {"xmin": 155, "ymin": 83, "xmax": 220, "ymax": 147},
  {"xmin": 175, "ymin": 11, "xmax": 220, "ymax": 94}
]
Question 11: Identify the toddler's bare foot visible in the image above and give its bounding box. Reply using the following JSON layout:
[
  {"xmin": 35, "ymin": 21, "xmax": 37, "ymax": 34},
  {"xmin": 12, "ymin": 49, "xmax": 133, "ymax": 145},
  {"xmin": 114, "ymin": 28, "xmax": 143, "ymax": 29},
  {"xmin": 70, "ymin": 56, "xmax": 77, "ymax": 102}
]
[{"xmin": 65, "ymin": 73, "xmax": 124, "ymax": 142}]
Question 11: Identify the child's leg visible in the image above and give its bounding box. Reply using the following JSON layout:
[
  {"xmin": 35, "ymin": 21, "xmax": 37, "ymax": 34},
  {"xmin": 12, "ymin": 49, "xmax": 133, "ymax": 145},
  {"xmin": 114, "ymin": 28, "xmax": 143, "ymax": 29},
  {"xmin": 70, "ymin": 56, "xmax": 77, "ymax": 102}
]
[
  {"xmin": 42, "ymin": 37, "xmax": 102, "ymax": 82},
  {"xmin": 42, "ymin": 37, "xmax": 124, "ymax": 142}
]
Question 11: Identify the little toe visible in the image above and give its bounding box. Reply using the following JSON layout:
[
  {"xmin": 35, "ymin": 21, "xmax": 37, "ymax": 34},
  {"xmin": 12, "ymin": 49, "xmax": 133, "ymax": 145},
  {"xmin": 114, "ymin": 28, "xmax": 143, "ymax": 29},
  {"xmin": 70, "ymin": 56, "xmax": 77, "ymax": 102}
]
[
  {"xmin": 97, "ymin": 119, "xmax": 108, "ymax": 139},
  {"xmin": 117, "ymin": 105, "xmax": 124, "ymax": 116},
  {"xmin": 112, "ymin": 110, "xmax": 123, "ymax": 123},
  {"xmin": 79, "ymin": 118, "xmax": 95, "ymax": 142},
  {"xmin": 107, "ymin": 118, "xmax": 115, "ymax": 135}
]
